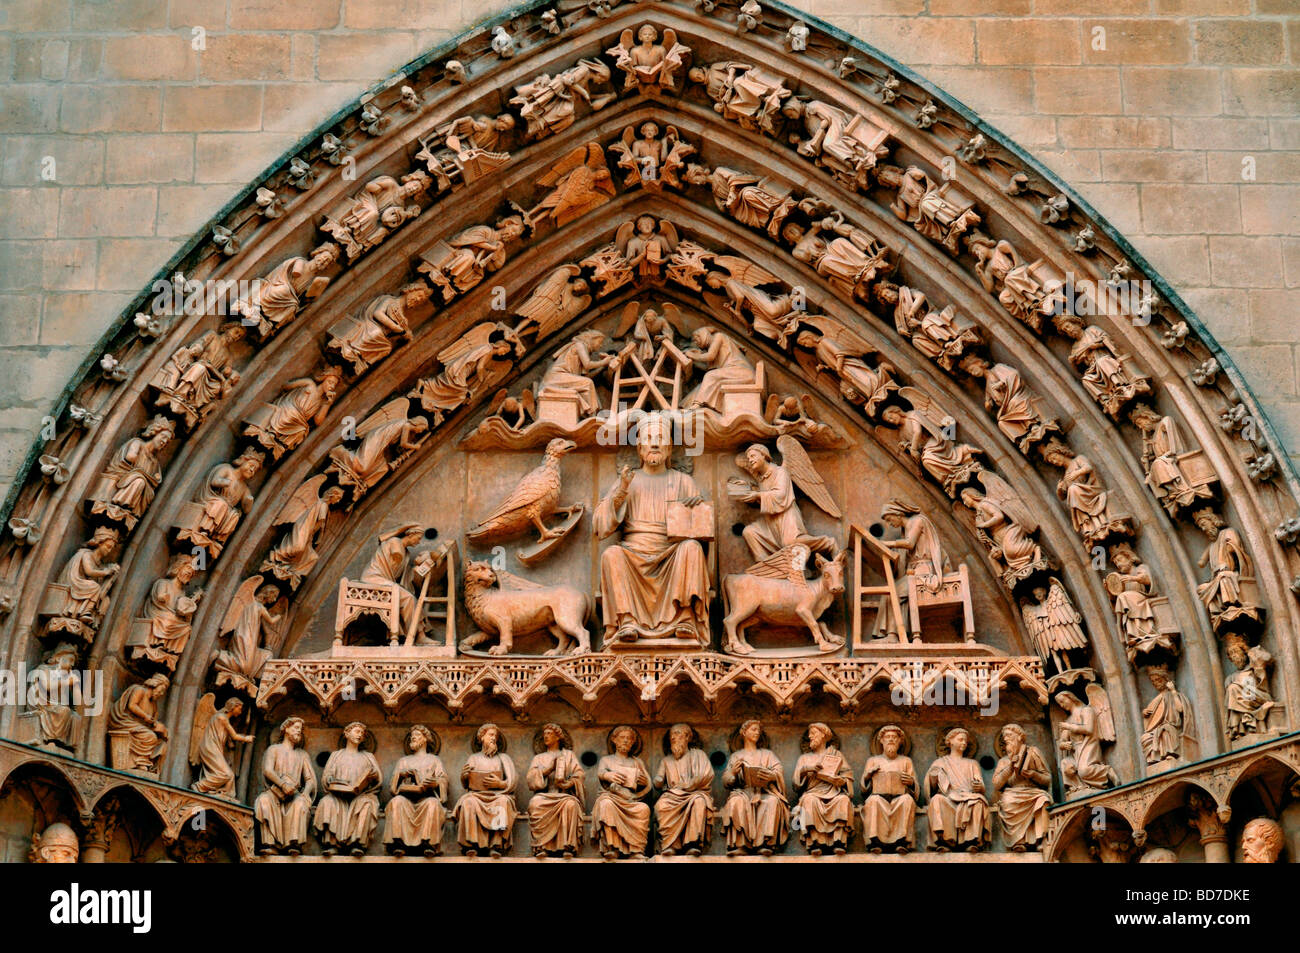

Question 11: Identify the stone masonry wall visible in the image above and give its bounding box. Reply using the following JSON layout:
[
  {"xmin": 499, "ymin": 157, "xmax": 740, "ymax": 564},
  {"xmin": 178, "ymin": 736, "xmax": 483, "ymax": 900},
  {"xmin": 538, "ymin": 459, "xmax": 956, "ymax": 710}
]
[{"xmin": 0, "ymin": 0, "xmax": 1296, "ymax": 500}]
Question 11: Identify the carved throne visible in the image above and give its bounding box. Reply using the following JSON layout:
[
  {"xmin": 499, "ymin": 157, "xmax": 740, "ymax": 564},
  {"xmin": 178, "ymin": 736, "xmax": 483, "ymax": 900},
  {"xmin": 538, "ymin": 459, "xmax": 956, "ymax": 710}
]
[
  {"xmin": 907, "ymin": 563, "xmax": 975, "ymax": 643},
  {"xmin": 719, "ymin": 361, "xmax": 766, "ymax": 419}
]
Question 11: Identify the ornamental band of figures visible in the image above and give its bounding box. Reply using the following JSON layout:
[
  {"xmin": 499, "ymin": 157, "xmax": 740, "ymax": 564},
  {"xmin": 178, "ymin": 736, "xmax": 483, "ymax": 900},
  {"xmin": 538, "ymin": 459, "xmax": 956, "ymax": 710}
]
[{"xmin": 251, "ymin": 719, "xmax": 1054, "ymax": 858}]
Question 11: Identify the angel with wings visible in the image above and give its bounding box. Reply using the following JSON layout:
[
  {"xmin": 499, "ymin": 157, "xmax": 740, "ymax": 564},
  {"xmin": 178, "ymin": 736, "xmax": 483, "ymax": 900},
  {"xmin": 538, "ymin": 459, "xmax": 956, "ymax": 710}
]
[
  {"xmin": 190, "ymin": 695, "xmax": 254, "ymax": 798},
  {"xmin": 608, "ymin": 122, "xmax": 696, "ymax": 193},
  {"xmin": 961, "ymin": 471, "xmax": 1049, "ymax": 587},
  {"xmin": 731, "ymin": 438, "xmax": 838, "ymax": 562},
  {"xmin": 703, "ymin": 256, "xmax": 803, "ymax": 347},
  {"xmin": 327, "ymin": 397, "xmax": 430, "ymax": 495},
  {"xmin": 881, "ymin": 389, "xmax": 982, "ymax": 497},
  {"xmin": 524, "ymin": 142, "xmax": 616, "ymax": 230},
  {"xmin": 212, "ymin": 575, "xmax": 281, "ymax": 694},
  {"xmin": 409, "ymin": 323, "xmax": 523, "ymax": 425},
  {"xmin": 796, "ymin": 318, "xmax": 899, "ymax": 416},
  {"xmin": 606, "ymin": 24, "xmax": 691, "ymax": 93},
  {"xmin": 486, "ymin": 386, "xmax": 535, "ymax": 432},
  {"xmin": 1055, "ymin": 684, "xmax": 1119, "ymax": 795},
  {"xmin": 511, "ymin": 265, "xmax": 592, "ymax": 342},
  {"xmin": 262, "ymin": 475, "xmax": 344, "ymax": 588},
  {"xmin": 1020, "ymin": 577, "xmax": 1089, "ymax": 674},
  {"xmin": 616, "ymin": 215, "xmax": 677, "ymax": 282}
]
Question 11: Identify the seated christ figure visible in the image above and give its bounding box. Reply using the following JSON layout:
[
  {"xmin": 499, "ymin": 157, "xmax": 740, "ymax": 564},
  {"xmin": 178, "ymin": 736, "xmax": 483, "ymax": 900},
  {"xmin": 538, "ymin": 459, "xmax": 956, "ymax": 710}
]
[{"xmin": 594, "ymin": 414, "xmax": 711, "ymax": 645}]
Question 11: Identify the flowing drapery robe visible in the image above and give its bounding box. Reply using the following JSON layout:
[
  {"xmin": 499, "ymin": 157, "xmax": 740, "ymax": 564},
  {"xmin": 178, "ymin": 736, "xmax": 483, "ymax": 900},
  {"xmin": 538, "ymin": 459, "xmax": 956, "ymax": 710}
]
[
  {"xmin": 1198, "ymin": 527, "xmax": 1251, "ymax": 613},
  {"xmin": 722, "ymin": 747, "xmax": 789, "ymax": 850},
  {"xmin": 687, "ymin": 334, "xmax": 753, "ymax": 409},
  {"xmin": 1059, "ymin": 457, "xmax": 1111, "ymax": 539},
  {"xmin": 213, "ymin": 597, "xmax": 273, "ymax": 688},
  {"xmin": 994, "ymin": 747, "xmax": 1051, "ymax": 849},
  {"xmin": 811, "ymin": 335, "xmax": 895, "ymax": 415},
  {"xmin": 591, "ymin": 754, "xmax": 651, "ymax": 854},
  {"xmin": 526, "ymin": 748, "xmax": 585, "ymax": 853},
  {"xmin": 314, "ymin": 747, "xmax": 382, "ymax": 848},
  {"xmin": 653, "ymin": 748, "xmax": 714, "ymax": 851},
  {"xmin": 739, "ymin": 465, "xmax": 830, "ymax": 560},
  {"xmin": 1226, "ymin": 668, "xmax": 1272, "ymax": 738},
  {"xmin": 595, "ymin": 469, "xmax": 710, "ymax": 642},
  {"xmin": 331, "ymin": 295, "xmax": 407, "ymax": 370},
  {"xmin": 539, "ymin": 341, "xmax": 602, "ymax": 416},
  {"xmin": 248, "ymin": 378, "xmax": 328, "ymax": 452},
  {"xmin": 264, "ymin": 495, "xmax": 331, "ymax": 585},
  {"xmin": 253, "ymin": 742, "xmax": 316, "ymax": 849},
  {"xmin": 1148, "ymin": 415, "xmax": 1189, "ymax": 492},
  {"xmin": 97, "ymin": 435, "xmax": 163, "ymax": 517},
  {"xmin": 1141, "ymin": 686, "xmax": 1192, "ymax": 764},
  {"xmin": 984, "ymin": 364, "xmax": 1039, "ymax": 444},
  {"xmin": 28, "ymin": 664, "xmax": 80, "ymax": 748},
  {"xmin": 192, "ymin": 711, "xmax": 242, "ymax": 797},
  {"xmin": 359, "ymin": 536, "xmax": 415, "ymax": 630},
  {"xmin": 1059, "ymin": 705, "xmax": 1110, "ymax": 790},
  {"xmin": 792, "ymin": 748, "xmax": 854, "ymax": 847},
  {"xmin": 55, "ymin": 546, "xmax": 115, "ymax": 622},
  {"xmin": 897, "ymin": 513, "xmax": 945, "ymax": 593},
  {"xmin": 454, "ymin": 752, "xmax": 518, "ymax": 851},
  {"xmin": 139, "ymin": 574, "xmax": 197, "ymax": 661},
  {"xmin": 860, "ymin": 755, "xmax": 917, "ymax": 847},
  {"xmin": 383, "ymin": 752, "xmax": 448, "ymax": 849},
  {"xmin": 1112, "ymin": 566, "xmax": 1160, "ymax": 656},
  {"xmin": 175, "ymin": 331, "xmax": 236, "ymax": 408},
  {"xmin": 106, "ymin": 685, "xmax": 165, "ymax": 770},
  {"xmin": 926, "ymin": 754, "xmax": 990, "ymax": 847},
  {"xmin": 250, "ymin": 254, "xmax": 314, "ymax": 330},
  {"xmin": 193, "ymin": 463, "xmax": 251, "ymax": 543}
]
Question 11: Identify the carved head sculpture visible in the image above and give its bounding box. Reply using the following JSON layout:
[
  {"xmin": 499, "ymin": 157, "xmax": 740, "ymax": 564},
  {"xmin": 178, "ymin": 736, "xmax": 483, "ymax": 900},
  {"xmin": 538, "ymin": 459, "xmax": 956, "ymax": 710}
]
[
  {"xmin": 1139, "ymin": 847, "xmax": 1177, "ymax": 863},
  {"xmin": 535, "ymin": 722, "xmax": 573, "ymax": 753},
  {"xmin": 1192, "ymin": 507, "xmax": 1225, "ymax": 539},
  {"xmin": 637, "ymin": 23, "xmax": 658, "ymax": 44},
  {"xmin": 495, "ymin": 215, "xmax": 526, "ymax": 242},
  {"xmin": 1054, "ymin": 691, "xmax": 1080, "ymax": 714},
  {"xmin": 256, "ymin": 582, "xmax": 281, "ymax": 607},
  {"xmin": 737, "ymin": 443, "xmax": 771, "ymax": 476},
  {"xmin": 144, "ymin": 673, "xmax": 170, "ymax": 699},
  {"xmin": 575, "ymin": 329, "xmax": 606, "ymax": 351},
  {"xmin": 608, "ymin": 725, "xmax": 643, "ymax": 757},
  {"xmin": 881, "ymin": 499, "xmax": 918, "ymax": 529},
  {"xmin": 813, "ymin": 550, "xmax": 846, "ymax": 594},
  {"xmin": 1145, "ymin": 664, "xmax": 1171, "ymax": 692},
  {"xmin": 635, "ymin": 412, "xmax": 674, "ymax": 470},
  {"xmin": 142, "ymin": 415, "xmax": 175, "ymax": 447},
  {"xmin": 664, "ymin": 723, "xmax": 700, "ymax": 758},
  {"xmin": 731, "ymin": 718, "xmax": 768, "ymax": 750},
  {"xmin": 998, "ymin": 723, "xmax": 1027, "ymax": 759},
  {"xmin": 474, "ymin": 722, "xmax": 506, "ymax": 755},
  {"xmin": 45, "ymin": 643, "xmax": 79, "ymax": 671},
  {"xmin": 340, "ymin": 721, "xmax": 371, "ymax": 750},
  {"xmin": 169, "ymin": 553, "xmax": 198, "ymax": 584},
  {"xmin": 802, "ymin": 722, "xmax": 838, "ymax": 753},
  {"xmin": 639, "ymin": 121, "xmax": 659, "ymax": 140},
  {"xmin": 89, "ymin": 526, "xmax": 121, "ymax": 557},
  {"xmin": 278, "ymin": 716, "xmax": 306, "ymax": 748},
  {"xmin": 544, "ymin": 437, "xmax": 578, "ymax": 460},
  {"xmin": 33, "ymin": 822, "xmax": 79, "ymax": 864},
  {"xmin": 234, "ymin": 449, "xmax": 264, "ymax": 480},
  {"xmin": 322, "ymin": 485, "xmax": 346, "ymax": 507},
  {"xmin": 1224, "ymin": 633, "xmax": 1250, "ymax": 670},
  {"xmin": 1110, "ymin": 543, "xmax": 1140, "ymax": 573},
  {"xmin": 220, "ymin": 322, "xmax": 248, "ymax": 344},
  {"xmin": 1089, "ymin": 825, "xmax": 1135, "ymax": 864},
  {"xmin": 873, "ymin": 724, "xmax": 908, "ymax": 758},
  {"xmin": 222, "ymin": 697, "xmax": 244, "ymax": 719},
  {"xmin": 940, "ymin": 727, "xmax": 974, "ymax": 758},
  {"xmin": 1241, "ymin": 817, "xmax": 1284, "ymax": 863},
  {"xmin": 406, "ymin": 724, "xmax": 440, "ymax": 754}
]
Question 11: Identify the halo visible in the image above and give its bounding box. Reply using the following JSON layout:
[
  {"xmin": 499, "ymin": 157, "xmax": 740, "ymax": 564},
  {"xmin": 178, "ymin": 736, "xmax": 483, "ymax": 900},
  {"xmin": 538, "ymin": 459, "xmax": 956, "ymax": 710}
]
[
  {"xmin": 728, "ymin": 718, "xmax": 770, "ymax": 752},
  {"xmin": 606, "ymin": 725, "xmax": 643, "ymax": 757},
  {"xmin": 799, "ymin": 722, "xmax": 842, "ymax": 753},
  {"xmin": 661, "ymin": 723, "xmax": 701, "ymax": 755},
  {"xmin": 405, "ymin": 724, "xmax": 441, "ymax": 755},
  {"xmin": 532, "ymin": 722, "xmax": 574, "ymax": 754},
  {"xmin": 935, "ymin": 725, "xmax": 978, "ymax": 758},
  {"xmin": 870, "ymin": 724, "xmax": 911, "ymax": 756},
  {"xmin": 472, "ymin": 722, "xmax": 508, "ymax": 753}
]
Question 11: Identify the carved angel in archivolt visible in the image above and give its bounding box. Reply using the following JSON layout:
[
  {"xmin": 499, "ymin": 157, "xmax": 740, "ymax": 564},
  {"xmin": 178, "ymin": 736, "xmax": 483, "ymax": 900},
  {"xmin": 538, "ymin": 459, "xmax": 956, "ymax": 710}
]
[
  {"xmin": 213, "ymin": 575, "xmax": 280, "ymax": 694},
  {"xmin": 511, "ymin": 265, "xmax": 592, "ymax": 342},
  {"xmin": 609, "ymin": 122, "xmax": 695, "ymax": 193},
  {"xmin": 190, "ymin": 694, "xmax": 254, "ymax": 798},
  {"xmin": 961, "ymin": 472, "xmax": 1050, "ymax": 588},
  {"xmin": 243, "ymin": 367, "xmax": 343, "ymax": 459},
  {"xmin": 765, "ymin": 394, "xmax": 835, "ymax": 441},
  {"xmin": 881, "ymin": 389, "xmax": 982, "ymax": 497},
  {"xmin": 1194, "ymin": 509, "xmax": 1263, "ymax": 634},
  {"xmin": 703, "ymin": 256, "xmax": 802, "ymax": 346},
  {"xmin": 523, "ymin": 142, "xmax": 615, "ymax": 230},
  {"xmin": 607, "ymin": 24, "xmax": 691, "ymax": 93},
  {"xmin": 262, "ymin": 475, "xmax": 343, "ymax": 588},
  {"xmin": 409, "ymin": 323, "xmax": 523, "ymax": 424},
  {"xmin": 884, "ymin": 284, "xmax": 982, "ymax": 372},
  {"xmin": 1055, "ymin": 684, "xmax": 1119, "ymax": 795},
  {"xmin": 326, "ymin": 397, "xmax": 429, "ymax": 497},
  {"xmin": 616, "ymin": 214, "xmax": 677, "ymax": 282},
  {"xmin": 326, "ymin": 284, "xmax": 430, "ymax": 375},
  {"xmin": 796, "ymin": 319, "xmax": 899, "ymax": 416},
  {"xmin": 1020, "ymin": 577, "xmax": 1089, "ymax": 674},
  {"xmin": 613, "ymin": 301, "xmax": 679, "ymax": 364}
]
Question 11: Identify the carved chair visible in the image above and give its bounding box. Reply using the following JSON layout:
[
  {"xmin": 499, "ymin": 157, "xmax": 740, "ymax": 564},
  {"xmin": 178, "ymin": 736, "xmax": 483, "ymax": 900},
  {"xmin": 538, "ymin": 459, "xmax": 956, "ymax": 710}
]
[{"xmin": 907, "ymin": 563, "xmax": 975, "ymax": 643}]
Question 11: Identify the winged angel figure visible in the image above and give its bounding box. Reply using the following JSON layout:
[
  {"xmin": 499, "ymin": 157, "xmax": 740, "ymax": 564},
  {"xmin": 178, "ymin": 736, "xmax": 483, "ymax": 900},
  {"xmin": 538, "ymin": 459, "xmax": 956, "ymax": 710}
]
[
  {"xmin": 523, "ymin": 143, "xmax": 616, "ymax": 230},
  {"xmin": 327, "ymin": 397, "xmax": 429, "ymax": 498},
  {"xmin": 262, "ymin": 475, "xmax": 343, "ymax": 588},
  {"xmin": 212, "ymin": 574, "xmax": 280, "ymax": 694},
  {"xmin": 1055, "ymin": 683, "xmax": 1119, "ymax": 795},
  {"xmin": 703, "ymin": 256, "xmax": 804, "ymax": 347},
  {"xmin": 729, "ymin": 435, "xmax": 840, "ymax": 562},
  {"xmin": 1020, "ymin": 577, "xmax": 1089, "ymax": 674}
]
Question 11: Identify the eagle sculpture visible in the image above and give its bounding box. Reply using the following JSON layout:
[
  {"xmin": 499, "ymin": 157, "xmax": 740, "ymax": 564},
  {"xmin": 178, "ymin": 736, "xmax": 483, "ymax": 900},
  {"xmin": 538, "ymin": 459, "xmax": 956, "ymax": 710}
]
[{"xmin": 467, "ymin": 438, "xmax": 578, "ymax": 545}]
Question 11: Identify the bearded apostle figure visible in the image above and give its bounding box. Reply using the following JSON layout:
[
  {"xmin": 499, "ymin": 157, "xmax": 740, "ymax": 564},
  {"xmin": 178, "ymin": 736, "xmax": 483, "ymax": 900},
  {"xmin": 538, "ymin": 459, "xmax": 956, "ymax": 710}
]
[{"xmin": 594, "ymin": 413, "xmax": 711, "ymax": 645}]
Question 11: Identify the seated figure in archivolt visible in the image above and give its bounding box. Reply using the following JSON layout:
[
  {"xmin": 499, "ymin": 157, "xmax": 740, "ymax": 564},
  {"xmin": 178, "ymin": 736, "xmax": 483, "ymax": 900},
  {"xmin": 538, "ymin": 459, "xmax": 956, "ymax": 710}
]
[{"xmin": 594, "ymin": 413, "xmax": 711, "ymax": 645}]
